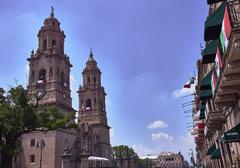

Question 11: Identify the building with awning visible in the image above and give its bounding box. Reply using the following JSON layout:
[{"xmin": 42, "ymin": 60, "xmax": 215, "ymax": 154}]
[
  {"xmin": 211, "ymin": 148, "xmax": 221, "ymax": 160},
  {"xmin": 202, "ymin": 40, "xmax": 219, "ymax": 64},
  {"xmin": 221, "ymin": 123, "xmax": 240, "ymax": 143},
  {"xmin": 204, "ymin": 2, "xmax": 226, "ymax": 41},
  {"xmin": 191, "ymin": 0, "xmax": 240, "ymax": 167},
  {"xmin": 206, "ymin": 143, "xmax": 216, "ymax": 155},
  {"xmin": 207, "ymin": 0, "xmax": 224, "ymax": 5}
]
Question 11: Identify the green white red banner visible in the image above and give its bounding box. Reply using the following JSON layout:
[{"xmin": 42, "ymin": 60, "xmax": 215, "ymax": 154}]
[
  {"xmin": 214, "ymin": 46, "xmax": 223, "ymax": 78},
  {"xmin": 219, "ymin": 6, "xmax": 232, "ymax": 55}
]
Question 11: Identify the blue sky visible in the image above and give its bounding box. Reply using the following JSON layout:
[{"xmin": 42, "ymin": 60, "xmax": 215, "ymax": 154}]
[{"xmin": 0, "ymin": 0, "xmax": 208, "ymax": 161}]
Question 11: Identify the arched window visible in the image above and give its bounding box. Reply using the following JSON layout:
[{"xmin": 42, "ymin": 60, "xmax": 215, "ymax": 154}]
[
  {"xmin": 38, "ymin": 69, "xmax": 46, "ymax": 87},
  {"xmin": 52, "ymin": 39, "xmax": 56, "ymax": 47},
  {"xmin": 60, "ymin": 72, "xmax": 66, "ymax": 87},
  {"xmin": 39, "ymin": 69, "xmax": 46, "ymax": 81},
  {"xmin": 81, "ymin": 100, "xmax": 84, "ymax": 109},
  {"xmin": 86, "ymin": 99, "xmax": 92, "ymax": 110}
]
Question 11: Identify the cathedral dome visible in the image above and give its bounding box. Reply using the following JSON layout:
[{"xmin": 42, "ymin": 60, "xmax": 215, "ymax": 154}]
[
  {"xmin": 38, "ymin": 6, "xmax": 64, "ymax": 36},
  {"xmin": 85, "ymin": 49, "xmax": 98, "ymax": 69}
]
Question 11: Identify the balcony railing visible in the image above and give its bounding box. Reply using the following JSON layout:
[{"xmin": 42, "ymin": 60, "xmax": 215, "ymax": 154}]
[
  {"xmin": 206, "ymin": 110, "xmax": 225, "ymax": 130},
  {"xmin": 212, "ymin": 1, "xmax": 240, "ymax": 108},
  {"xmin": 228, "ymin": 0, "xmax": 240, "ymax": 29}
]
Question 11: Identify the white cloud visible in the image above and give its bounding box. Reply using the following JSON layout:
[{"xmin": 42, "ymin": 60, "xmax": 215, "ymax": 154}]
[
  {"xmin": 132, "ymin": 144, "xmax": 158, "ymax": 156},
  {"xmin": 148, "ymin": 120, "xmax": 168, "ymax": 129},
  {"xmin": 176, "ymin": 131, "xmax": 195, "ymax": 159},
  {"xmin": 151, "ymin": 132, "xmax": 173, "ymax": 141},
  {"xmin": 132, "ymin": 132, "xmax": 195, "ymax": 162},
  {"xmin": 171, "ymin": 84, "xmax": 196, "ymax": 98}
]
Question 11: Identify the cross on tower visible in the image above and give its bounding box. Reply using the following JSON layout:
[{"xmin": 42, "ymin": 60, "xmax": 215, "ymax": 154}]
[{"xmin": 50, "ymin": 6, "xmax": 54, "ymax": 17}]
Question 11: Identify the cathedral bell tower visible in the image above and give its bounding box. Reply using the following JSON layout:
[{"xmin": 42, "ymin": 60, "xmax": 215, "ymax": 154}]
[
  {"xmin": 78, "ymin": 50, "xmax": 112, "ymax": 159},
  {"xmin": 27, "ymin": 7, "xmax": 72, "ymax": 112}
]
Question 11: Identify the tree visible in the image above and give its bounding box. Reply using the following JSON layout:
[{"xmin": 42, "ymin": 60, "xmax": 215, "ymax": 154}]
[
  {"xmin": 0, "ymin": 85, "xmax": 76, "ymax": 168},
  {"xmin": 112, "ymin": 145, "xmax": 139, "ymax": 168}
]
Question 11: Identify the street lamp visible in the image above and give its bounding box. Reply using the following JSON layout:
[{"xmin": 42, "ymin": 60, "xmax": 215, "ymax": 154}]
[{"xmin": 37, "ymin": 138, "xmax": 45, "ymax": 168}]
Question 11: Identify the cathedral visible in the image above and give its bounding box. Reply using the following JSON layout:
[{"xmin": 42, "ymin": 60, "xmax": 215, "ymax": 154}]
[{"xmin": 13, "ymin": 8, "xmax": 112, "ymax": 168}]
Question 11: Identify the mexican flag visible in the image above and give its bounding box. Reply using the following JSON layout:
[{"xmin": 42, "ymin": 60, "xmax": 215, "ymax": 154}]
[
  {"xmin": 211, "ymin": 70, "xmax": 217, "ymax": 96},
  {"xmin": 184, "ymin": 76, "xmax": 195, "ymax": 88},
  {"xmin": 219, "ymin": 6, "xmax": 232, "ymax": 55},
  {"xmin": 215, "ymin": 46, "xmax": 223, "ymax": 78}
]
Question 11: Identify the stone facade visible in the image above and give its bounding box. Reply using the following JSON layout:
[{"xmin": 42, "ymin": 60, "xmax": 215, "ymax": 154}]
[
  {"xmin": 27, "ymin": 8, "xmax": 72, "ymax": 112},
  {"xmin": 60, "ymin": 52, "xmax": 112, "ymax": 168},
  {"xmin": 15, "ymin": 8, "xmax": 112, "ymax": 168},
  {"xmin": 141, "ymin": 152, "xmax": 188, "ymax": 168},
  {"xmin": 152, "ymin": 152, "xmax": 188, "ymax": 168},
  {"xmin": 78, "ymin": 52, "xmax": 112, "ymax": 160},
  {"xmin": 13, "ymin": 129, "xmax": 76, "ymax": 168}
]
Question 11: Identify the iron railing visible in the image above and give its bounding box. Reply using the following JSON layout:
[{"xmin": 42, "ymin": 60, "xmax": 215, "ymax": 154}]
[{"xmin": 228, "ymin": 0, "xmax": 240, "ymax": 28}]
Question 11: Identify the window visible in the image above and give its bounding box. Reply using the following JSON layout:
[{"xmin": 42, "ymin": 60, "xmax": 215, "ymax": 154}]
[
  {"xmin": 52, "ymin": 39, "xmax": 56, "ymax": 47},
  {"xmin": 81, "ymin": 100, "xmax": 84, "ymax": 108},
  {"xmin": 86, "ymin": 99, "xmax": 92, "ymax": 110},
  {"xmin": 29, "ymin": 155, "xmax": 35, "ymax": 163},
  {"xmin": 30, "ymin": 139, "xmax": 35, "ymax": 147},
  {"xmin": 87, "ymin": 77, "xmax": 90, "ymax": 84},
  {"xmin": 43, "ymin": 39, "xmax": 47, "ymax": 50},
  {"xmin": 39, "ymin": 69, "xmax": 46, "ymax": 81},
  {"xmin": 60, "ymin": 72, "xmax": 66, "ymax": 87}
]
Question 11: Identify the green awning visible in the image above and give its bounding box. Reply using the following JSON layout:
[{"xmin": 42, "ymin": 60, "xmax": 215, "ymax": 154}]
[
  {"xmin": 200, "ymin": 70, "xmax": 212, "ymax": 90},
  {"xmin": 221, "ymin": 123, "xmax": 240, "ymax": 143},
  {"xmin": 211, "ymin": 148, "xmax": 221, "ymax": 160},
  {"xmin": 204, "ymin": 2, "xmax": 226, "ymax": 41},
  {"xmin": 206, "ymin": 143, "xmax": 216, "ymax": 155},
  {"xmin": 200, "ymin": 89, "xmax": 213, "ymax": 101},
  {"xmin": 207, "ymin": 0, "xmax": 224, "ymax": 5},
  {"xmin": 202, "ymin": 40, "xmax": 218, "ymax": 64}
]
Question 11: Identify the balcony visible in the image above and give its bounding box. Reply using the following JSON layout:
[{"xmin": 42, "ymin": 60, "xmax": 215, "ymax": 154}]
[
  {"xmin": 206, "ymin": 110, "xmax": 225, "ymax": 130},
  {"xmin": 228, "ymin": 0, "xmax": 240, "ymax": 29},
  {"xmin": 213, "ymin": 0, "xmax": 240, "ymax": 108}
]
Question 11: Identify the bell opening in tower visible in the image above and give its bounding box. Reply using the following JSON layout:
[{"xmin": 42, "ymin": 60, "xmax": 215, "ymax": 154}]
[{"xmin": 86, "ymin": 99, "xmax": 92, "ymax": 110}]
